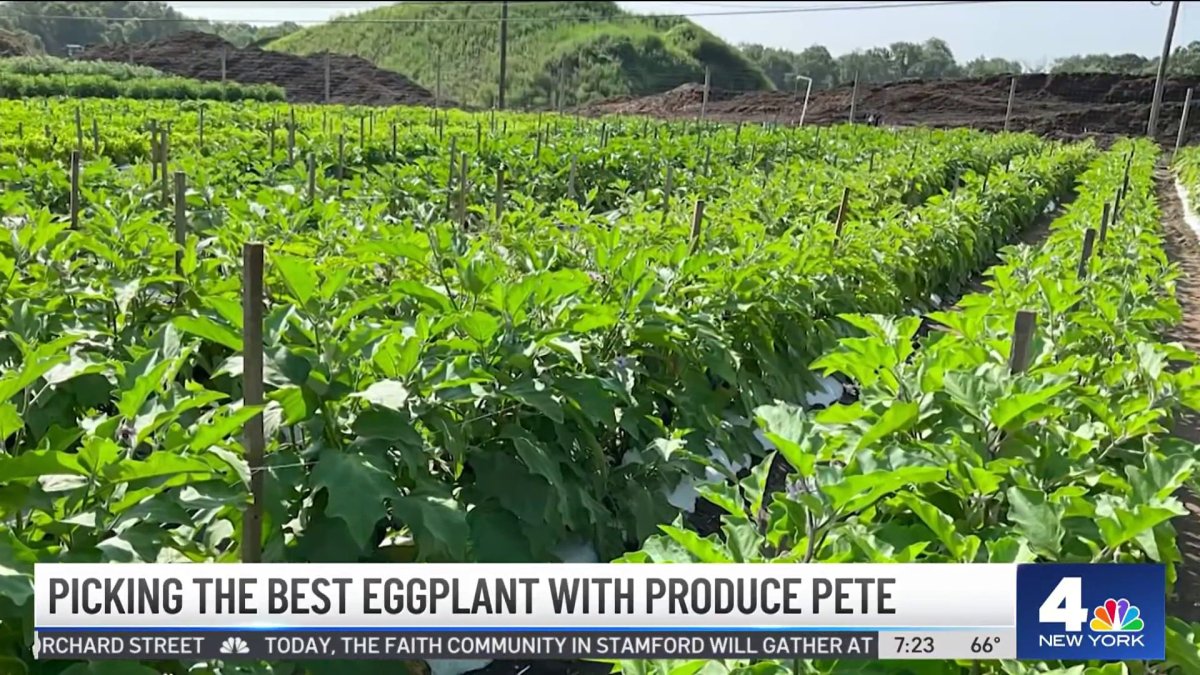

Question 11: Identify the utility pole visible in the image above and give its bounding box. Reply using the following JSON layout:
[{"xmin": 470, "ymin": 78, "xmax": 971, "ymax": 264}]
[
  {"xmin": 498, "ymin": 0, "xmax": 509, "ymax": 110},
  {"xmin": 1148, "ymin": 0, "xmax": 1182, "ymax": 137}
]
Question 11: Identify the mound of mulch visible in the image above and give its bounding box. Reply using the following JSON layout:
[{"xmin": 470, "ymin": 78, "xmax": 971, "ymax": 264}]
[
  {"xmin": 578, "ymin": 72, "xmax": 1200, "ymax": 142},
  {"xmin": 81, "ymin": 31, "xmax": 453, "ymax": 108}
]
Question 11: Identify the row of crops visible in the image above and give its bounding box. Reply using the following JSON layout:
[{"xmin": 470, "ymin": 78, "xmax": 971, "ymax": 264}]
[
  {"xmin": 0, "ymin": 99, "xmax": 1199, "ymax": 674},
  {"xmin": 0, "ymin": 58, "xmax": 285, "ymax": 102}
]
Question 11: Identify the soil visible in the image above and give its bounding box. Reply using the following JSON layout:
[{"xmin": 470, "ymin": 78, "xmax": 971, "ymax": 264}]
[
  {"xmin": 577, "ymin": 73, "xmax": 1200, "ymax": 144},
  {"xmin": 1154, "ymin": 169, "xmax": 1200, "ymax": 623},
  {"xmin": 79, "ymin": 31, "xmax": 452, "ymax": 107}
]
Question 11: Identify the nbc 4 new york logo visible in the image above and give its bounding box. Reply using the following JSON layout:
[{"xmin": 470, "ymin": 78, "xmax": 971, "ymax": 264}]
[
  {"xmin": 1038, "ymin": 577, "xmax": 1144, "ymax": 648},
  {"xmin": 1016, "ymin": 564, "xmax": 1164, "ymax": 660}
]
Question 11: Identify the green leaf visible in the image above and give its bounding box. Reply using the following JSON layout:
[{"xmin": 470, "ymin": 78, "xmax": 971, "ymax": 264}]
[
  {"xmin": 822, "ymin": 466, "xmax": 946, "ymax": 514},
  {"xmin": 1007, "ymin": 486, "xmax": 1065, "ymax": 556},
  {"xmin": 1096, "ymin": 504, "xmax": 1182, "ymax": 551},
  {"xmin": 351, "ymin": 407, "xmax": 424, "ymax": 449},
  {"xmin": 392, "ymin": 492, "xmax": 470, "ymax": 561},
  {"xmin": 460, "ymin": 311, "xmax": 501, "ymax": 343},
  {"xmin": 0, "ymin": 402, "xmax": 21, "ymax": 443},
  {"xmin": 856, "ymin": 400, "xmax": 919, "ymax": 451},
  {"xmin": 275, "ymin": 255, "xmax": 318, "ymax": 307},
  {"xmin": 268, "ymin": 385, "xmax": 318, "ymax": 425},
  {"xmin": 986, "ymin": 536, "xmax": 1036, "ymax": 562},
  {"xmin": 755, "ymin": 403, "xmax": 818, "ymax": 475},
  {"xmin": 116, "ymin": 357, "xmax": 173, "ymax": 420},
  {"xmin": 102, "ymin": 453, "xmax": 215, "ymax": 484},
  {"xmin": 311, "ymin": 448, "xmax": 399, "ymax": 551},
  {"xmin": 0, "ymin": 451, "xmax": 87, "ymax": 480},
  {"xmin": 556, "ymin": 375, "xmax": 615, "ymax": 426},
  {"xmin": 173, "ymin": 315, "xmax": 242, "ymax": 352},
  {"xmin": 189, "ymin": 405, "xmax": 265, "ymax": 451},
  {"xmin": 990, "ymin": 382, "xmax": 1070, "ymax": 430},
  {"xmin": 896, "ymin": 493, "xmax": 968, "ymax": 560},
  {"xmin": 0, "ymin": 334, "xmax": 81, "ymax": 402},
  {"xmin": 351, "ymin": 380, "xmax": 410, "ymax": 411},
  {"xmin": 658, "ymin": 524, "xmax": 732, "ymax": 562},
  {"xmin": 469, "ymin": 506, "xmax": 536, "ymax": 562},
  {"xmin": 506, "ymin": 379, "xmax": 563, "ymax": 423},
  {"xmin": 394, "ymin": 280, "xmax": 452, "ymax": 312}
]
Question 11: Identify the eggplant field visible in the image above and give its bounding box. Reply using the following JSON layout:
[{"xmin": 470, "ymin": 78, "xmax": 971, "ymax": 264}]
[{"xmin": 3, "ymin": 98, "xmax": 1200, "ymax": 674}]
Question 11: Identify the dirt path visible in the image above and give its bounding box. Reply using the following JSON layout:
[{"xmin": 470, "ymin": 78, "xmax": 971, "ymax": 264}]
[{"xmin": 1155, "ymin": 168, "xmax": 1200, "ymax": 623}]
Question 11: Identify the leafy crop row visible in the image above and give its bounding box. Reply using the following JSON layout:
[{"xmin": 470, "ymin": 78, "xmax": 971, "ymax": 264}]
[
  {"xmin": 614, "ymin": 139, "xmax": 1200, "ymax": 674},
  {"xmin": 0, "ymin": 99, "xmax": 1115, "ymax": 673},
  {"xmin": 0, "ymin": 75, "xmax": 285, "ymax": 102},
  {"xmin": 0, "ymin": 56, "xmax": 165, "ymax": 80}
]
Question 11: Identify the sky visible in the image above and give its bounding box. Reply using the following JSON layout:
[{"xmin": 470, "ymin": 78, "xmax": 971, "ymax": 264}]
[{"xmin": 165, "ymin": 1, "xmax": 1199, "ymax": 69}]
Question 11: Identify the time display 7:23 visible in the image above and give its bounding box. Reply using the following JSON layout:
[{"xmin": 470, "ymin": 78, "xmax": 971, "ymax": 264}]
[{"xmin": 893, "ymin": 636, "xmax": 935, "ymax": 654}]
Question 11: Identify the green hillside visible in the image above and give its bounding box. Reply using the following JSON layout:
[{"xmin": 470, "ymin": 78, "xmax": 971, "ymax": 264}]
[{"xmin": 267, "ymin": 1, "xmax": 773, "ymax": 108}]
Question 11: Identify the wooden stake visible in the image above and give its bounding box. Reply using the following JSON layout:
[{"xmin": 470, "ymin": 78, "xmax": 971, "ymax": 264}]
[
  {"xmin": 149, "ymin": 120, "xmax": 158, "ymax": 182},
  {"xmin": 173, "ymin": 172, "xmax": 187, "ymax": 296},
  {"xmin": 391, "ymin": 122, "xmax": 397, "ymax": 157},
  {"xmin": 446, "ymin": 138, "xmax": 458, "ymax": 213},
  {"xmin": 495, "ymin": 168, "xmax": 504, "ymax": 223},
  {"xmin": 307, "ymin": 153, "xmax": 316, "ymax": 206},
  {"xmin": 1121, "ymin": 149, "xmax": 1134, "ymax": 199},
  {"xmin": 91, "ymin": 118, "xmax": 99, "ymax": 155},
  {"xmin": 198, "ymin": 106, "xmax": 205, "ymax": 152},
  {"xmin": 1098, "ymin": 202, "xmax": 1111, "ymax": 245},
  {"xmin": 337, "ymin": 134, "xmax": 345, "ymax": 197},
  {"xmin": 568, "ymin": 155, "xmax": 577, "ymax": 200},
  {"xmin": 74, "ymin": 107, "xmax": 82, "ymax": 153},
  {"xmin": 457, "ymin": 154, "xmax": 469, "ymax": 227},
  {"xmin": 160, "ymin": 129, "xmax": 169, "ymax": 207},
  {"xmin": 849, "ymin": 70, "xmax": 859, "ymax": 123},
  {"xmin": 1176, "ymin": 88, "xmax": 1194, "ymax": 161},
  {"xmin": 69, "ymin": 150, "xmax": 80, "ymax": 229},
  {"xmin": 1077, "ymin": 228, "xmax": 1097, "ymax": 280},
  {"xmin": 1004, "ymin": 75, "xmax": 1018, "ymax": 132},
  {"xmin": 833, "ymin": 187, "xmax": 851, "ymax": 245},
  {"xmin": 1008, "ymin": 310, "xmax": 1035, "ymax": 374},
  {"xmin": 241, "ymin": 242, "xmax": 265, "ymax": 564},
  {"xmin": 662, "ymin": 165, "xmax": 673, "ymax": 222},
  {"xmin": 287, "ymin": 120, "xmax": 295, "ymax": 164},
  {"xmin": 689, "ymin": 200, "xmax": 706, "ymax": 253}
]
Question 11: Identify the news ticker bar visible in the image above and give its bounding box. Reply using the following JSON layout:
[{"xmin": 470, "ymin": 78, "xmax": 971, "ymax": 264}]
[{"xmin": 33, "ymin": 629, "xmax": 1016, "ymax": 660}]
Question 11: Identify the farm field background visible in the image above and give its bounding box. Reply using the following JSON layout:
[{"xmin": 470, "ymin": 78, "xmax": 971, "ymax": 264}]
[{"xmin": 2, "ymin": 95, "xmax": 1200, "ymax": 675}]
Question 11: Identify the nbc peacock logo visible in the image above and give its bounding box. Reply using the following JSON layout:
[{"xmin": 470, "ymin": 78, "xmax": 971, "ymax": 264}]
[{"xmin": 1090, "ymin": 598, "xmax": 1144, "ymax": 632}]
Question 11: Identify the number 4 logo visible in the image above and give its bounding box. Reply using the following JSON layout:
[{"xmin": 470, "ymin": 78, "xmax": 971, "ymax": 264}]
[{"xmin": 1039, "ymin": 576, "xmax": 1090, "ymax": 632}]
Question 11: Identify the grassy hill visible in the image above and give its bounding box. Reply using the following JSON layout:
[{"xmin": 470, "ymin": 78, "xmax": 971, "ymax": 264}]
[{"xmin": 267, "ymin": 1, "xmax": 773, "ymax": 109}]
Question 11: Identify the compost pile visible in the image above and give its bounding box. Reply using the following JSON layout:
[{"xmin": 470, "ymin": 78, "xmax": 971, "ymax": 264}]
[
  {"xmin": 81, "ymin": 31, "xmax": 448, "ymax": 107},
  {"xmin": 580, "ymin": 73, "xmax": 1200, "ymax": 142}
]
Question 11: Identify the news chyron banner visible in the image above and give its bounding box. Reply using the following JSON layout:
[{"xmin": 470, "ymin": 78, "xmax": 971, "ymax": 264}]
[{"xmin": 33, "ymin": 563, "xmax": 1163, "ymax": 662}]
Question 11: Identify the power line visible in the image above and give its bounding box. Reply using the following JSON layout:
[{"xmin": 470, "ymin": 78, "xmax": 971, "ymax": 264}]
[{"xmin": 0, "ymin": 1, "xmax": 1008, "ymax": 26}]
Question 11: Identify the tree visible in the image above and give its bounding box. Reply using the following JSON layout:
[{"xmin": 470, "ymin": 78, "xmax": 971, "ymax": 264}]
[
  {"xmin": 916, "ymin": 38, "xmax": 961, "ymax": 79},
  {"xmin": 0, "ymin": 1, "xmax": 302, "ymax": 54},
  {"xmin": 889, "ymin": 41, "xmax": 924, "ymax": 79},
  {"xmin": 963, "ymin": 56, "xmax": 1022, "ymax": 77},
  {"xmin": 793, "ymin": 45, "xmax": 836, "ymax": 89}
]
